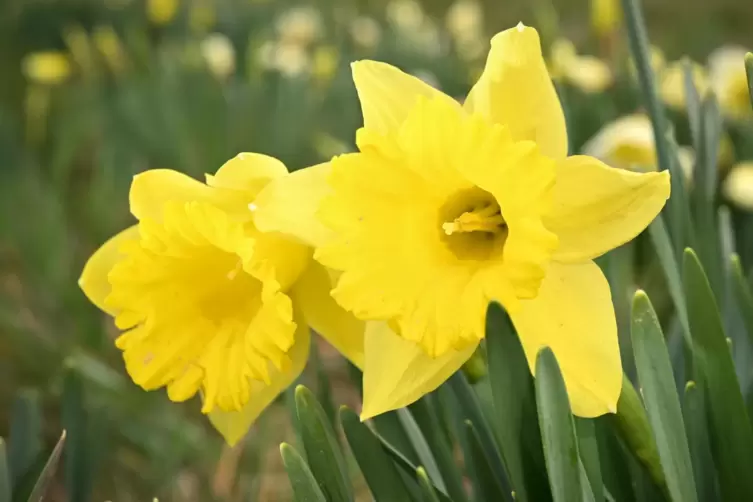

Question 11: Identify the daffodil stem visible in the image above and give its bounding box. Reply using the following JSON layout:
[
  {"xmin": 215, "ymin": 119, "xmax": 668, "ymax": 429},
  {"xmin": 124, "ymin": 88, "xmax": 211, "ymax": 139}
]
[
  {"xmin": 745, "ymin": 53, "xmax": 753, "ymax": 113},
  {"xmin": 621, "ymin": 0, "xmax": 692, "ymax": 259},
  {"xmin": 608, "ymin": 375, "xmax": 670, "ymax": 499}
]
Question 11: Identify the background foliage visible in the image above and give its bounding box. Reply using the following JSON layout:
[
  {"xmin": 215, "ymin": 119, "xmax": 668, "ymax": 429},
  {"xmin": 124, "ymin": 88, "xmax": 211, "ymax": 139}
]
[{"xmin": 1, "ymin": 0, "xmax": 752, "ymax": 500}]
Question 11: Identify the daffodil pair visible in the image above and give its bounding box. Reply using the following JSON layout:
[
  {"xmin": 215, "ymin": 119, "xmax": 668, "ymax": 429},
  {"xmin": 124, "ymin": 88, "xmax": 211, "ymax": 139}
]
[{"xmin": 80, "ymin": 24, "xmax": 671, "ymax": 445}]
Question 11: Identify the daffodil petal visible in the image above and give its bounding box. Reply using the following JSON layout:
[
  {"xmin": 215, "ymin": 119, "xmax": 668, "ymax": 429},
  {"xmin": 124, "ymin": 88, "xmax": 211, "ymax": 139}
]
[
  {"xmin": 130, "ymin": 169, "xmax": 215, "ymax": 221},
  {"xmin": 253, "ymin": 163, "xmax": 334, "ymax": 248},
  {"xmin": 546, "ymin": 155, "xmax": 670, "ymax": 262},
  {"xmin": 292, "ymin": 261, "xmax": 365, "ymax": 369},
  {"xmin": 465, "ymin": 24, "xmax": 568, "ymax": 160},
  {"xmin": 206, "ymin": 152, "xmax": 288, "ymax": 193},
  {"xmin": 208, "ymin": 321, "xmax": 310, "ymax": 446},
  {"xmin": 351, "ymin": 60, "xmax": 459, "ymax": 135},
  {"xmin": 510, "ymin": 261, "xmax": 621, "ymax": 417},
  {"xmin": 78, "ymin": 225, "xmax": 140, "ymax": 314},
  {"xmin": 361, "ymin": 321, "xmax": 477, "ymax": 420}
]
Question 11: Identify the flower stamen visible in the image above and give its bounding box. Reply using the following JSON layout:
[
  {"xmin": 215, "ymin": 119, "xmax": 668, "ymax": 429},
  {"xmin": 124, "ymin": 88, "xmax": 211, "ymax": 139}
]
[{"xmin": 443, "ymin": 204, "xmax": 506, "ymax": 235}]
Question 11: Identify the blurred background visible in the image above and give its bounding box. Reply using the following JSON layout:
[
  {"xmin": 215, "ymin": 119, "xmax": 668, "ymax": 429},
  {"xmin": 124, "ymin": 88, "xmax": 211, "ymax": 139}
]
[{"xmin": 0, "ymin": 0, "xmax": 751, "ymax": 500}]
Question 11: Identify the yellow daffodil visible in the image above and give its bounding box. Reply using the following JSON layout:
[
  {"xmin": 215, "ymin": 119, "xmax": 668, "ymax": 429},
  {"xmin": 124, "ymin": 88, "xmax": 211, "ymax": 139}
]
[
  {"xmin": 253, "ymin": 24, "xmax": 671, "ymax": 419},
  {"xmin": 709, "ymin": 46, "xmax": 752, "ymax": 120},
  {"xmin": 201, "ymin": 33, "xmax": 236, "ymax": 79},
  {"xmin": 723, "ymin": 162, "xmax": 753, "ymax": 210},
  {"xmin": 659, "ymin": 60, "xmax": 709, "ymax": 111},
  {"xmin": 147, "ymin": 0, "xmax": 178, "ymax": 26},
  {"xmin": 79, "ymin": 153, "xmax": 363, "ymax": 445},
  {"xmin": 590, "ymin": 0, "xmax": 621, "ymax": 38},
  {"xmin": 349, "ymin": 16, "xmax": 382, "ymax": 51},
  {"xmin": 22, "ymin": 52, "xmax": 72, "ymax": 85},
  {"xmin": 583, "ymin": 114, "xmax": 694, "ymax": 179},
  {"xmin": 312, "ymin": 46, "xmax": 340, "ymax": 84},
  {"xmin": 275, "ymin": 7, "xmax": 322, "ymax": 47},
  {"xmin": 549, "ymin": 39, "xmax": 613, "ymax": 94}
]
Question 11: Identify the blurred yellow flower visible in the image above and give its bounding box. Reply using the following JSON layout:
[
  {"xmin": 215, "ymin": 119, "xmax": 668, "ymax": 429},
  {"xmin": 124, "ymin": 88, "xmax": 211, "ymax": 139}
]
[
  {"xmin": 201, "ymin": 33, "xmax": 236, "ymax": 79},
  {"xmin": 93, "ymin": 26, "xmax": 128, "ymax": 74},
  {"xmin": 257, "ymin": 24, "xmax": 670, "ymax": 420},
  {"xmin": 709, "ymin": 46, "xmax": 752, "ymax": 119},
  {"xmin": 22, "ymin": 51, "xmax": 71, "ymax": 85},
  {"xmin": 659, "ymin": 60, "xmax": 708, "ymax": 111},
  {"xmin": 591, "ymin": 0, "xmax": 621, "ymax": 38},
  {"xmin": 349, "ymin": 16, "xmax": 382, "ymax": 50},
  {"xmin": 446, "ymin": 0, "xmax": 482, "ymax": 41},
  {"xmin": 386, "ymin": 0, "xmax": 425, "ymax": 32},
  {"xmin": 583, "ymin": 114, "xmax": 694, "ymax": 179},
  {"xmin": 549, "ymin": 39, "xmax": 613, "ymax": 93},
  {"xmin": 723, "ymin": 162, "xmax": 753, "ymax": 210},
  {"xmin": 258, "ymin": 41, "xmax": 311, "ymax": 77},
  {"xmin": 79, "ymin": 154, "xmax": 363, "ymax": 445},
  {"xmin": 147, "ymin": 0, "xmax": 178, "ymax": 26},
  {"xmin": 312, "ymin": 46, "xmax": 339, "ymax": 84},
  {"xmin": 276, "ymin": 6, "xmax": 322, "ymax": 47}
]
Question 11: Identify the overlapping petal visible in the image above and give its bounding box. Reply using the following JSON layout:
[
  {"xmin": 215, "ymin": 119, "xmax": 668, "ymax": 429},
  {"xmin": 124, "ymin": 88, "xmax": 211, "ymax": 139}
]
[
  {"xmin": 360, "ymin": 322, "xmax": 477, "ymax": 419},
  {"xmin": 465, "ymin": 24, "xmax": 568, "ymax": 160},
  {"xmin": 351, "ymin": 60, "xmax": 459, "ymax": 135},
  {"xmin": 510, "ymin": 261, "xmax": 621, "ymax": 417},
  {"xmin": 292, "ymin": 261, "xmax": 365, "ymax": 368},
  {"xmin": 130, "ymin": 169, "xmax": 216, "ymax": 221},
  {"xmin": 253, "ymin": 163, "xmax": 334, "ymax": 248},
  {"xmin": 545, "ymin": 155, "xmax": 670, "ymax": 262}
]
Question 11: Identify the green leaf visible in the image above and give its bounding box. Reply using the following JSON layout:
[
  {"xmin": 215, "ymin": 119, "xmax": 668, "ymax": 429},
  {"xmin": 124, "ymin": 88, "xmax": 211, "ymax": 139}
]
[
  {"xmin": 595, "ymin": 419, "xmax": 636, "ymax": 502},
  {"xmin": 339, "ymin": 407, "xmax": 412, "ymax": 502},
  {"xmin": 729, "ymin": 254, "xmax": 753, "ymax": 351},
  {"xmin": 376, "ymin": 433, "xmax": 455, "ymax": 502},
  {"xmin": 608, "ymin": 376, "xmax": 667, "ymax": 494},
  {"xmin": 295, "ymin": 385, "xmax": 353, "ymax": 502},
  {"xmin": 396, "ymin": 409, "xmax": 445, "ymax": 493},
  {"xmin": 575, "ymin": 419, "xmax": 603, "ymax": 502},
  {"xmin": 579, "ymin": 461, "xmax": 596, "ymax": 502},
  {"xmin": 0, "ymin": 439, "xmax": 10, "ymax": 502},
  {"xmin": 648, "ymin": 218, "xmax": 690, "ymax": 344},
  {"xmin": 464, "ymin": 420, "xmax": 511, "ymax": 502},
  {"xmin": 485, "ymin": 303, "xmax": 549, "ymax": 502},
  {"xmin": 621, "ymin": 0, "xmax": 691, "ymax": 254},
  {"xmin": 745, "ymin": 53, "xmax": 753, "ymax": 110},
  {"xmin": 7, "ymin": 391, "xmax": 42, "ymax": 487},
  {"xmin": 683, "ymin": 248, "xmax": 753, "ymax": 499},
  {"xmin": 447, "ymin": 373, "xmax": 512, "ymax": 496},
  {"xmin": 682, "ymin": 382, "xmax": 719, "ymax": 502},
  {"xmin": 372, "ymin": 412, "xmax": 420, "ymax": 466},
  {"xmin": 534, "ymin": 348, "xmax": 581, "ymax": 502},
  {"xmin": 280, "ymin": 443, "xmax": 327, "ymax": 502},
  {"xmin": 631, "ymin": 291, "xmax": 697, "ymax": 502},
  {"xmin": 408, "ymin": 398, "xmax": 467, "ymax": 502},
  {"xmin": 416, "ymin": 467, "xmax": 441, "ymax": 502},
  {"xmin": 26, "ymin": 431, "xmax": 66, "ymax": 502},
  {"xmin": 61, "ymin": 367, "xmax": 92, "ymax": 502}
]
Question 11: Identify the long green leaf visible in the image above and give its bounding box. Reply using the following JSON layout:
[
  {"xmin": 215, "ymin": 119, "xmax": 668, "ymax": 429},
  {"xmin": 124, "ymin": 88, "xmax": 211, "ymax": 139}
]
[
  {"xmin": 648, "ymin": 218, "xmax": 690, "ymax": 344},
  {"xmin": 621, "ymin": 0, "xmax": 691, "ymax": 255},
  {"xmin": 608, "ymin": 376, "xmax": 667, "ymax": 494},
  {"xmin": 729, "ymin": 254, "xmax": 753, "ymax": 351},
  {"xmin": 0, "ymin": 439, "xmax": 10, "ymax": 502},
  {"xmin": 280, "ymin": 443, "xmax": 327, "ymax": 502},
  {"xmin": 61, "ymin": 367, "xmax": 91, "ymax": 502},
  {"xmin": 396, "ymin": 409, "xmax": 445, "ymax": 493},
  {"xmin": 485, "ymin": 303, "xmax": 549, "ymax": 502},
  {"xmin": 339, "ymin": 407, "xmax": 412, "ymax": 502},
  {"xmin": 631, "ymin": 291, "xmax": 697, "ymax": 502},
  {"xmin": 408, "ymin": 398, "xmax": 467, "ymax": 502},
  {"xmin": 535, "ymin": 348, "xmax": 581, "ymax": 502},
  {"xmin": 575, "ymin": 419, "xmax": 603, "ymax": 502},
  {"xmin": 7, "ymin": 391, "xmax": 42, "ymax": 488},
  {"xmin": 295, "ymin": 385, "xmax": 353, "ymax": 502},
  {"xmin": 447, "ymin": 373, "xmax": 512, "ymax": 497},
  {"xmin": 683, "ymin": 248, "xmax": 753, "ymax": 499},
  {"xmin": 372, "ymin": 412, "xmax": 420, "ymax": 466},
  {"xmin": 682, "ymin": 382, "xmax": 719, "ymax": 502},
  {"xmin": 26, "ymin": 431, "xmax": 66, "ymax": 502},
  {"xmin": 464, "ymin": 420, "xmax": 510, "ymax": 502},
  {"xmin": 416, "ymin": 467, "xmax": 441, "ymax": 502}
]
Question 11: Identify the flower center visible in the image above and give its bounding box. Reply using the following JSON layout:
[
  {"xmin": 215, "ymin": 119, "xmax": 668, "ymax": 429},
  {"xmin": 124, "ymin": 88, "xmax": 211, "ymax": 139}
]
[{"xmin": 439, "ymin": 188, "xmax": 508, "ymax": 261}]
